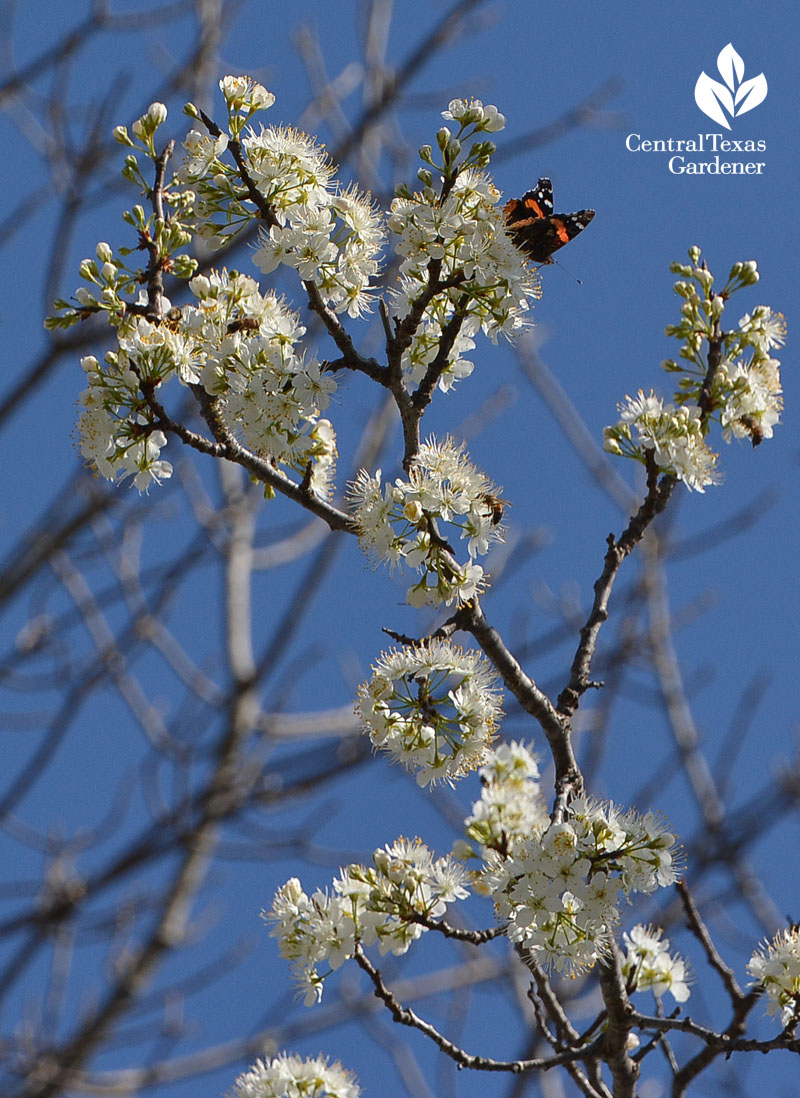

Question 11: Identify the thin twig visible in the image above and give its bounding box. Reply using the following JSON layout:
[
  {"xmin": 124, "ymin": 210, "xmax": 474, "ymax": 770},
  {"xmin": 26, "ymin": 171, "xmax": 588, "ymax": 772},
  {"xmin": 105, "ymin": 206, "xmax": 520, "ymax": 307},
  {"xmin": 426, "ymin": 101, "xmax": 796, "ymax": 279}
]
[{"xmin": 354, "ymin": 945, "xmax": 603, "ymax": 1074}]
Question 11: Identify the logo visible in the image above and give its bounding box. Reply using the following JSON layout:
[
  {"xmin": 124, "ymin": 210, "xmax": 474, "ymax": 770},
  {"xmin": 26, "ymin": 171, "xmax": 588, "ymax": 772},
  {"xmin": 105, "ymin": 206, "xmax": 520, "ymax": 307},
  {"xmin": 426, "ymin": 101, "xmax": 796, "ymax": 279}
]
[
  {"xmin": 694, "ymin": 43, "xmax": 767, "ymax": 130},
  {"xmin": 503, "ymin": 179, "xmax": 594, "ymax": 264}
]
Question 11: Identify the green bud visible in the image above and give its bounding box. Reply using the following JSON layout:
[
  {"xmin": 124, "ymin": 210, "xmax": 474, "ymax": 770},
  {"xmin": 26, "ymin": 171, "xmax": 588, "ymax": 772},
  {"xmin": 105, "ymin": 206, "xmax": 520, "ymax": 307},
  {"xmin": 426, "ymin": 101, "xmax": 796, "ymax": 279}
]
[
  {"xmin": 603, "ymin": 432, "xmax": 623, "ymax": 456},
  {"xmin": 172, "ymin": 255, "xmax": 199, "ymax": 278},
  {"xmin": 113, "ymin": 125, "xmax": 135, "ymax": 146}
]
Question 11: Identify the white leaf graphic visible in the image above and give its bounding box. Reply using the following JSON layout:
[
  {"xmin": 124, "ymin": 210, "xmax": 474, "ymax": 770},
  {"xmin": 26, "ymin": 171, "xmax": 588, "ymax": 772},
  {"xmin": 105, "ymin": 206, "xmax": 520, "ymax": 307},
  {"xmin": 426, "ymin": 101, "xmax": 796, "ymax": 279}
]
[
  {"xmin": 734, "ymin": 73, "xmax": 768, "ymax": 115},
  {"xmin": 717, "ymin": 43, "xmax": 744, "ymax": 90},
  {"xmin": 694, "ymin": 72, "xmax": 734, "ymax": 129}
]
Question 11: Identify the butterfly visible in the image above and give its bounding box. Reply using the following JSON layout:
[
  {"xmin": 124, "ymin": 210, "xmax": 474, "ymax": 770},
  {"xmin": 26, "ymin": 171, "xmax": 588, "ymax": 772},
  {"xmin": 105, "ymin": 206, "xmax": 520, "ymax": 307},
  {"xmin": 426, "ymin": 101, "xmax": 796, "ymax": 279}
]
[{"xmin": 503, "ymin": 178, "xmax": 594, "ymax": 264}]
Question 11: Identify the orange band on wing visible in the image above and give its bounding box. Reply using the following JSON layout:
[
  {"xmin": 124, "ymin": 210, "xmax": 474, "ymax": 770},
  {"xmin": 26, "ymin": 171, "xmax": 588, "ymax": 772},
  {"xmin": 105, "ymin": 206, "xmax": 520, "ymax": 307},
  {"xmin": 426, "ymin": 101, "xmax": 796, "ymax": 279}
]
[
  {"xmin": 551, "ymin": 217, "xmax": 570, "ymax": 244},
  {"xmin": 524, "ymin": 198, "xmax": 546, "ymax": 218}
]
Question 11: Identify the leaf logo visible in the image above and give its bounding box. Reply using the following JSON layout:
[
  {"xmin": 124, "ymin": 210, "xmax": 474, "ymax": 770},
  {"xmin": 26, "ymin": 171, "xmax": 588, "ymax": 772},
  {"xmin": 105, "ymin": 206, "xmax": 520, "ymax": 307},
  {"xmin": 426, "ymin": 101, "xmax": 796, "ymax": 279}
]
[{"xmin": 694, "ymin": 44, "xmax": 767, "ymax": 129}]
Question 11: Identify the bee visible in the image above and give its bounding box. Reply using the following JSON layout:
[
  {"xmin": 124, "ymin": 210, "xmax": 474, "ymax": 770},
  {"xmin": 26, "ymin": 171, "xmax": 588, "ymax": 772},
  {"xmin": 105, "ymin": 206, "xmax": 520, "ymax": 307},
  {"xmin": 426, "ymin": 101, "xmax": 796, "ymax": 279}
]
[
  {"xmin": 160, "ymin": 306, "xmax": 183, "ymax": 331},
  {"xmin": 226, "ymin": 316, "xmax": 260, "ymax": 334},
  {"xmin": 739, "ymin": 415, "xmax": 765, "ymax": 447},
  {"xmin": 482, "ymin": 492, "xmax": 509, "ymax": 526}
]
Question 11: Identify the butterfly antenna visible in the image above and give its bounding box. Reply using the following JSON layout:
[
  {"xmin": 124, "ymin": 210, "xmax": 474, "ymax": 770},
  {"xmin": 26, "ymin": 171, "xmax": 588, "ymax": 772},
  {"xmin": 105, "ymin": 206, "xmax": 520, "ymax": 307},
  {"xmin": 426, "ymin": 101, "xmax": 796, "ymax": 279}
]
[{"xmin": 552, "ymin": 258, "xmax": 583, "ymax": 284}]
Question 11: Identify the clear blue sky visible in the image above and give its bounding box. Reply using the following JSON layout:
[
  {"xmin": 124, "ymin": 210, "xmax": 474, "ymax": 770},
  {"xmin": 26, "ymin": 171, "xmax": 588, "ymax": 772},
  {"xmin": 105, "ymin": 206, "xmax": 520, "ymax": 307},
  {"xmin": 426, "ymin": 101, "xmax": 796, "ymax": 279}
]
[{"xmin": 1, "ymin": 3, "xmax": 798, "ymax": 1097}]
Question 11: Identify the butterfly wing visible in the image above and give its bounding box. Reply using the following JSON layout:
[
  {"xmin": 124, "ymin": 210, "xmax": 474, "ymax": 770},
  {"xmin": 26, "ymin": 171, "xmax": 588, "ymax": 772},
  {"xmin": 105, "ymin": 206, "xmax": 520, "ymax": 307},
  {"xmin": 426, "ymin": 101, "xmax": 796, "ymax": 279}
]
[
  {"xmin": 504, "ymin": 178, "xmax": 594, "ymax": 263},
  {"xmin": 503, "ymin": 178, "xmax": 553, "ymax": 225}
]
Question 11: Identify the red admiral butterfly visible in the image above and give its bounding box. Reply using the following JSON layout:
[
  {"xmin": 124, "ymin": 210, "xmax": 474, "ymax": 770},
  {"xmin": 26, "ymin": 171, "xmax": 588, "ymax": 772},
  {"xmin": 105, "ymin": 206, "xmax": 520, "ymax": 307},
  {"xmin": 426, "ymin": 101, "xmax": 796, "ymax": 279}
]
[{"xmin": 504, "ymin": 178, "xmax": 594, "ymax": 264}]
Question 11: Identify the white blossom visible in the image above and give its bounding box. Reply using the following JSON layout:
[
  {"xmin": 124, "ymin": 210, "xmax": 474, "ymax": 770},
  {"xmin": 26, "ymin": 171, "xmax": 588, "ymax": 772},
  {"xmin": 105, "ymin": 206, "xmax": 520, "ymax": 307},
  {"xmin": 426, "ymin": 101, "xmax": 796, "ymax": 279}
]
[
  {"xmin": 748, "ymin": 927, "xmax": 800, "ymax": 1028},
  {"xmin": 738, "ymin": 306, "xmax": 787, "ymax": 353},
  {"xmin": 441, "ymin": 98, "xmax": 506, "ymax": 132},
  {"xmin": 462, "ymin": 741, "xmax": 548, "ymax": 867},
  {"xmin": 388, "ymin": 172, "xmax": 539, "ymax": 388},
  {"xmin": 179, "ymin": 129, "xmax": 229, "ymax": 181},
  {"xmin": 718, "ymin": 357, "xmax": 783, "ymax": 444},
  {"xmin": 357, "ymin": 638, "xmax": 503, "ymax": 786},
  {"xmin": 622, "ymin": 924, "xmax": 691, "ymax": 1003},
  {"xmin": 348, "ymin": 437, "xmax": 504, "ymax": 606},
  {"xmin": 605, "ymin": 391, "xmax": 720, "ymax": 492},
  {"xmin": 230, "ymin": 1053, "xmax": 360, "ymax": 1098},
  {"xmin": 219, "ymin": 75, "xmax": 275, "ymax": 114},
  {"xmin": 265, "ymin": 840, "xmax": 469, "ymax": 1004},
  {"xmin": 487, "ymin": 798, "xmax": 680, "ymax": 973}
]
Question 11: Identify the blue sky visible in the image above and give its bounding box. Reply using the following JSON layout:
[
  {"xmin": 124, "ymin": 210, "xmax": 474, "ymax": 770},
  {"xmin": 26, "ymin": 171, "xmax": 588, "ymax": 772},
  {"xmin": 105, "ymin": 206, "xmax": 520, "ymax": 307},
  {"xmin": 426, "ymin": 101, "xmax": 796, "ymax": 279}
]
[{"xmin": 1, "ymin": 2, "xmax": 798, "ymax": 1097}]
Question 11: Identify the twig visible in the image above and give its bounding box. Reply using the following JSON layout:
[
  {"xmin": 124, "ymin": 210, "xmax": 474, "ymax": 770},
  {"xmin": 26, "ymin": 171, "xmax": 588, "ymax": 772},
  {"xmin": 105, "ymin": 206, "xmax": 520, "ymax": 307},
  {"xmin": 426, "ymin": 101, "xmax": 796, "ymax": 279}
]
[
  {"xmin": 677, "ymin": 880, "xmax": 744, "ymax": 1002},
  {"xmin": 354, "ymin": 945, "xmax": 603, "ymax": 1074},
  {"xmin": 455, "ymin": 598, "xmax": 582, "ymax": 806}
]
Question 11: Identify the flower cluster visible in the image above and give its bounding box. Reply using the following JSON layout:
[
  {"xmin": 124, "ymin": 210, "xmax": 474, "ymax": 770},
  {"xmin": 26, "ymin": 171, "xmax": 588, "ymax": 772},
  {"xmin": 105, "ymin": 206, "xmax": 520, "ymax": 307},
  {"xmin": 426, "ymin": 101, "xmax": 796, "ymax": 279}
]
[
  {"xmin": 604, "ymin": 247, "xmax": 786, "ymax": 489},
  {"xmin": 219, "ymin": 75, "xmax": 276, "ymax": 128},
  {"xmin": 389, "ymin": 169, "xmax": 539, "ymax": 389},
  {"xmin": 76, "ymin": 269, "xmax": 337, "ymax": 494},
  {"xmin": 347, "ymin": 437, "xmax": 504, "ymax": 606},
  {"xmin": 621, "ymin": 924, "xmax": 691, "ymax": 1003},
  {"xmin": 604, "ymin": 391, "xmax": 719, "ymax": 492},
  {"xmin": 78, "ymin": 339, "xmax": 174, "ymax": 492},
  {"xmin": 459, "ymin": 740, "xmax": 549, "ymax": 863},
  {"xmin": 266, "ymin": 839, "xmax": 469, "ymax": 1005},
  {"xmin": 356, "ymin": 638, "xmax": 503, "ymax": 786},
  {"xmin": 386, "ymin": 99, "xmax": 538, "ymax": 390},
  {"xmin": 180, "ymin": 80, "xmax": 384, "ymax": 317},
  {"xmin": 230, "ymin": 1053, "xmax": 359, "ymax": 1098},
  {"xmin": 440, "ymin": 97, "xmax": 507, "ymax": 132},
  {"xmin": 189, "ymin": 269, "xmax": 337, "ymax": 492},
  {"xmin": 747, "ymin": 927, "xmax": 800, "ymax": 1028},
  {"xmin": 717, "ymin": 304, "xmax": 785, "ymax": 445},
  {"xmin": 486, "ymin": 798, "xmax": 680, "ymax": 973}
]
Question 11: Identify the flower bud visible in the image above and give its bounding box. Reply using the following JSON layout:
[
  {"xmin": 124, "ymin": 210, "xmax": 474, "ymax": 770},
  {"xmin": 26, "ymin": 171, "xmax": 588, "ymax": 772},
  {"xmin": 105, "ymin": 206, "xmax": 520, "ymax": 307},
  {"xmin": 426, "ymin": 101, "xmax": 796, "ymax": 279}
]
[
  {"xmin": 147, "ymin": 102, "xmax": 167, "ymax": 126},
  {"xmin": 741, "ymin": 261, "xmax": 759, "ymax": 284},
  {"xmin": 481, "ymin": 105, "xmax": 506, "ymax": 132},
  {"xmin": 95, "ymin": 242, "xmax": 113, "ymax": 263}
]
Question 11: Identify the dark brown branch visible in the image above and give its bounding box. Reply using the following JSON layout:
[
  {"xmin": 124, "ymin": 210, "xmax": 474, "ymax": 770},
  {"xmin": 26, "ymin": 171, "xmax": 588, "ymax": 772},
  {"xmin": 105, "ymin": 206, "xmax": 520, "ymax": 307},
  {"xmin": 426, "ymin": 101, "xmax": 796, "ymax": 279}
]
[
  {"xmin": 354, "ymin": 945, "xmax": 602, "ymax": 1074},
  {"xmin": 557, "ymin": 460, "xmax": 676, "ymax": 720},
  {"xmin": 598, "ymin": 943, "xmax": 639, "ymax": 1098},
  {"xmin": 407, "ymin": 912, "xmax": 506, "ymax": 944},
  {"xmin": 455, "ymin": 598, "xmax": 582, "ymax": 805},
  {"xmin": 677, "ymin": 880, "xmax": 744, "ymax": 1002}
]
